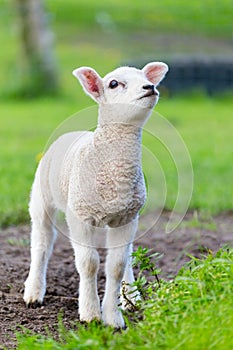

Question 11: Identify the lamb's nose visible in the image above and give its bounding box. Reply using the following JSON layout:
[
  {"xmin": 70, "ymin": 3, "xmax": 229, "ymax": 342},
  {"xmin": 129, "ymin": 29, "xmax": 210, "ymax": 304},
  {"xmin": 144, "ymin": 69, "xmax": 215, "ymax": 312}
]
[{"xmin": 143, "ymin": 84, "xmax": 155, "ymax": 91}]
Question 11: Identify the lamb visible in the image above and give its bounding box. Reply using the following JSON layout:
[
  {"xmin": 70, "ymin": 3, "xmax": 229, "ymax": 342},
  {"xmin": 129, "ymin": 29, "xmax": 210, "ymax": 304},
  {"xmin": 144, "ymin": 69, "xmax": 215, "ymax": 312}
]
[{"xmin": 23, "ymin": 61, "xmax": 168, "ymax": 328}]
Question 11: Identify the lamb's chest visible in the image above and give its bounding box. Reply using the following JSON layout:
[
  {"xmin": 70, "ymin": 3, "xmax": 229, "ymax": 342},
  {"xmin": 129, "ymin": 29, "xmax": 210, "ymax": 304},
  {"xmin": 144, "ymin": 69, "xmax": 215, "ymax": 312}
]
[
  {"xmin": 70, "ymin": 154, "xmax": 146, "ymax": 226},
  {"xmin": 67, "ymin": 131, "xmax": 146, "ymax": 225}
]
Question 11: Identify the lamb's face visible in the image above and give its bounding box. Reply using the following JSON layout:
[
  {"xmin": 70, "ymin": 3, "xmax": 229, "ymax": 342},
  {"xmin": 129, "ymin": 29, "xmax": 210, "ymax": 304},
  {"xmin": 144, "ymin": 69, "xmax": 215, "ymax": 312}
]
[
  {"xmin": 72, "ymin": 62, "xmax": 168, "ymax": 125},
  {"xmin": 102, "ymin": 66, "xmax": 161, "ymax": 109}
]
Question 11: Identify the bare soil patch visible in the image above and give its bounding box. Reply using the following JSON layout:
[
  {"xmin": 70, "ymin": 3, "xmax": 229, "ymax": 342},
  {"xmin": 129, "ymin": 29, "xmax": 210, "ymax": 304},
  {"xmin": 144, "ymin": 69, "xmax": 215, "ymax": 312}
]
[{"xmin": 0, "ymin": 212, "xmax": 232, "ymax": 349}]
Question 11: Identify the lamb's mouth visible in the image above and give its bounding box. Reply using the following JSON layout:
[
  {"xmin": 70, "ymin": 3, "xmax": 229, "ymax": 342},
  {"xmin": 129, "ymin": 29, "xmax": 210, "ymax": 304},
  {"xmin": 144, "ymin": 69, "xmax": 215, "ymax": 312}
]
[{"xmin": 138, "ymin": 91, "xmax": 157, "ymax": 99}]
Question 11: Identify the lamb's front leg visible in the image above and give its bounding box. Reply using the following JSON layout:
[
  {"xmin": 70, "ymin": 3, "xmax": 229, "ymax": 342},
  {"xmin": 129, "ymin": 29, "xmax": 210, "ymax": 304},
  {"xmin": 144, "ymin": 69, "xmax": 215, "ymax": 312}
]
[
  {"xmin": 102, "ymin": 219, "xmax": 138, "ymax": 328},
  {"xmin": 67, "ymin": 210, "xmax": 101, "ymax": 323},
  {"xmin": 74, "ymin": 244, "xmax": 101, "ymax": 322}
]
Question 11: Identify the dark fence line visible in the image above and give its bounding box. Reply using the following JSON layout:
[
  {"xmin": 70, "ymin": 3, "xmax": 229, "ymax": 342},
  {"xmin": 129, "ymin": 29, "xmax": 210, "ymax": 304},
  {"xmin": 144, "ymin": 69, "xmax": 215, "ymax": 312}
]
[{"xmin": 127, "ymin": 56, "xmax": 233, "ymax": 95}]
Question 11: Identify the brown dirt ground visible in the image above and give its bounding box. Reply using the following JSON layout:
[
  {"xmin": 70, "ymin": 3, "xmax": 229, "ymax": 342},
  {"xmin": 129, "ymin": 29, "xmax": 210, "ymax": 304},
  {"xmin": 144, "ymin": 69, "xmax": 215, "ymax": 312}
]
[{"xmin": 0, "ymin": 212, "xmax": 232, "ymax": 349}]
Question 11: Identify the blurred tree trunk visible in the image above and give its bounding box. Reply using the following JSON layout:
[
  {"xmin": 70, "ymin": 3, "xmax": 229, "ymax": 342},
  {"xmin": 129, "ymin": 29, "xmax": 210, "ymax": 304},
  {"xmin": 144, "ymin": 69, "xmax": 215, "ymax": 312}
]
[{"xmin": 16, "ymin": 0, "xmax": 58, "ymax": 96}]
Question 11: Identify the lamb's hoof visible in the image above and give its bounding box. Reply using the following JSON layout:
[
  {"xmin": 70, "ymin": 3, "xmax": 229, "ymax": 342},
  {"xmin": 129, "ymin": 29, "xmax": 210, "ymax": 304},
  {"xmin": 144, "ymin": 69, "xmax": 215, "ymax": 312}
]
[
  {"xmin": 26, "ymin": 300, "xmax": 43, "ymax": 309},
  {"xmin": 79, "ymin": 306, "xmax": 101, "ymax": 324},
  {"xmin": 79, "ymin": 315, "xmax": 101, "ymax": 325},
  {"xmin": 113, "ymin": 325, "xmax": 127, "ymax": 333},
  {"xmin": 102, "ymin": 310, "xmax": 125, "ymax": 329}
]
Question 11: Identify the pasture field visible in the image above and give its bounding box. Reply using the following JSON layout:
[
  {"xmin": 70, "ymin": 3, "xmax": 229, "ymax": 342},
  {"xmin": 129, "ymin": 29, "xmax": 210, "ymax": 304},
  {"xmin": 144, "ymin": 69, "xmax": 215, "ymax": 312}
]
[{"xmin": 0, "ymin": 1, "xmax": 232, "ymax": 349}]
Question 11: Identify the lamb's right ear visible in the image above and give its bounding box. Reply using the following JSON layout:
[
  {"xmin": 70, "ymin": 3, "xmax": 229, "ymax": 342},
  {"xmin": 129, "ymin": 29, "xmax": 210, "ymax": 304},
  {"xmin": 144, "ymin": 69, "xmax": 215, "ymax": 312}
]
[{"xmin": 72, "ymin": 67, "xmax": 103, "ymax": 102}]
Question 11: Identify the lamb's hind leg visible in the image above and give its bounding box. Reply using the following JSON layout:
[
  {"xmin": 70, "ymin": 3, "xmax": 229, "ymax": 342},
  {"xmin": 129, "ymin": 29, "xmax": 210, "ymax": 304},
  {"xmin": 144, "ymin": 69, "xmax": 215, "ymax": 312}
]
[
  {"xmin": 24, "ymin": 184, "xmax": 57, "ymax": 307},
  {"xmin": 102, "ymin": 218, "xmax": 138, "ymax": 328}
]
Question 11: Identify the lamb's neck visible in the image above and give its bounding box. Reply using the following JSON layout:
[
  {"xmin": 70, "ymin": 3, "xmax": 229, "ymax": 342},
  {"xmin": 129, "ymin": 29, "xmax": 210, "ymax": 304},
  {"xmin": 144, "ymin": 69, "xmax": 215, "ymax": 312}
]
[
  {"xmin": 98, "ymin": 103, "xmax": 152, "ymax": 128},
  {"xmin": 94, "ymin": 123, "xmax": 142, "ymax": 161}
]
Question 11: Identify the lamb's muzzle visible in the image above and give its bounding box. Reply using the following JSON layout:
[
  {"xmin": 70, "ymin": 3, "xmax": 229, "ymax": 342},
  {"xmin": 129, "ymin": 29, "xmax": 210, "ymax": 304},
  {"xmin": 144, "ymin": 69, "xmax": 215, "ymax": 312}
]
[
  {"xmin": 140, "ymin": 84, "xmax": 158, "ymax": 99},
  {"xmin": 23, "ymin": 61, "xmax": 169, "ymax": 329}
]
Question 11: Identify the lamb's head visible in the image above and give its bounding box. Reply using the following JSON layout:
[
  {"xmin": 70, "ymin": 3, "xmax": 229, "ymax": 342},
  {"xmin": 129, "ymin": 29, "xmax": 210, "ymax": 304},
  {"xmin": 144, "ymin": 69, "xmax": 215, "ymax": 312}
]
[{"xmin": 73, "ymin": 62, "xmax": 168, "ymax": 126}]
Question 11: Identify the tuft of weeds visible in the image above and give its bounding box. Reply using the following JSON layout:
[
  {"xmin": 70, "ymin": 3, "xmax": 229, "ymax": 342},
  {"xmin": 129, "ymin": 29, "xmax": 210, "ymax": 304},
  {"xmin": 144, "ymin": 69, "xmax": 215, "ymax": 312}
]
[
  {"xmin": 120, "ymin": 246, "xmax": 163, "ymax": 323},
  {"xmin": 131, "ymin": 246, "xmax": 162, "ymax": 299}
]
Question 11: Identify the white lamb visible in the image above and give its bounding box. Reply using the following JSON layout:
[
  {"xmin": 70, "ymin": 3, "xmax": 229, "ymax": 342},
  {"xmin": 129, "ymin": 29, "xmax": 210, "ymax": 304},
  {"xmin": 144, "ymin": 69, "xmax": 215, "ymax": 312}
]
[{"xmin": 23, "ymin": 61, "xmax": 168, "ymax": 328}]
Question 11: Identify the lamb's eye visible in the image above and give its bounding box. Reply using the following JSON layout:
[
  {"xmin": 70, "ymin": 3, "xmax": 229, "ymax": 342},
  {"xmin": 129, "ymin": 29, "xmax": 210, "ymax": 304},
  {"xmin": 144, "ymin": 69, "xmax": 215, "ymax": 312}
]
[{"xmin": 109, "ymin": 80, "xmax": 119, "ymax": 89}]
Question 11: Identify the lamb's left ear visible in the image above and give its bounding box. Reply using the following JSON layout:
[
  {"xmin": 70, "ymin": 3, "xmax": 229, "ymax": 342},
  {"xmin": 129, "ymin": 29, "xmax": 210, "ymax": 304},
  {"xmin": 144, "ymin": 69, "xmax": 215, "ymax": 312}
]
[
  {"xmin": 72, "ymin": 67, "xmax": 103, "ymax": 102},
  {"xmin": 142, "ymin": 62, "xmax": 169, "ymax": 86}
]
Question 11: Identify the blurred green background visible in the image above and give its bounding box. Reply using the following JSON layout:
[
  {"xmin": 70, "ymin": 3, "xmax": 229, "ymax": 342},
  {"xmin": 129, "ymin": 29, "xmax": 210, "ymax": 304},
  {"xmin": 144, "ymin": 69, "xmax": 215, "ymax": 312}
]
[{"xmin": 0, "ymin": 0, "xmax": 232, "ymax": 226}]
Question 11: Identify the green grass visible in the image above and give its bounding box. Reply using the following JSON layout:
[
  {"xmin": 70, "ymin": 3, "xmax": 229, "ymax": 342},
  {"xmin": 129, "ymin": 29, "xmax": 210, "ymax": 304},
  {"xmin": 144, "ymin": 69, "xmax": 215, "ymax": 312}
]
[
  {"xmin": 154, "ymin": 94, "xmax": 233, "ymax": 214},
  {"xmin": 16, "ymin": 248, "xmax": 233, "ymax": 349},
  {"xmin": 48, "ymin": 0, "xmax": 232, "ymax": 38}
]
